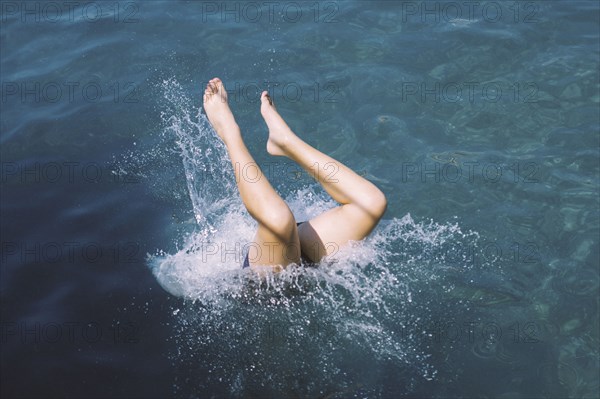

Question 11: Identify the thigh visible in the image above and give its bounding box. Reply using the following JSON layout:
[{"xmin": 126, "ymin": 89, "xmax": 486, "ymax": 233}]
[
  {"xmin": 247, "ymin": 223, "xmax": 301, "ymax": 269},
  {"xmin": 298, "ymin": 204, "xmax": 380, "ymax": 262}
]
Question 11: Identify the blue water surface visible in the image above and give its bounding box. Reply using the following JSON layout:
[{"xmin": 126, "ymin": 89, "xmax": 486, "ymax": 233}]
[{"xmin": 1, "ymin": 1, "xmax": 599, "ymax": 398}]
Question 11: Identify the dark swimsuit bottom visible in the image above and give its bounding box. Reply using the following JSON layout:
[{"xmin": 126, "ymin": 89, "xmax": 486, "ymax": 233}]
[{"xmin": 242, "ymin": 222, "xmax": 311, "ymax": 268}]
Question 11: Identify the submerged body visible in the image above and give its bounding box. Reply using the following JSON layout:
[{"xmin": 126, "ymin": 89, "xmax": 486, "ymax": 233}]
[{"xmin": 203, "ymin": 78, "xmax": 387, "ymax": 271}]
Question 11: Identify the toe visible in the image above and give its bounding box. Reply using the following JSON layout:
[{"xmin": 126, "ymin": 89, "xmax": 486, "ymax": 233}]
[
  {"xmin": 210, "ymin": 77, "xmax": 221, "ymax": 87},
  {"xmin": 208, "ymin": 79, "xmax": 218, "ymax": 91},
  {"xmin": 261, "ymin": 91, "xmax": 273, "ymax": 106}
]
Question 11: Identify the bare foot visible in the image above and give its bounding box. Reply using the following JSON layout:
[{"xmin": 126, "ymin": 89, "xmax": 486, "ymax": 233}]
[
  {"xmin": 203, "ymin": 78, "xmax": 239, "ymax": 143},
  {"xmin": 260, "ymin": 91, "xmax": 297, "ymax": 156}
]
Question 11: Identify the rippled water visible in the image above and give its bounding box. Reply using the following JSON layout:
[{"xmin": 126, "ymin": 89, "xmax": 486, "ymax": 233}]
[{"xmin": 1, "ymin": 1, "xmax": 598, "ymax": 398}]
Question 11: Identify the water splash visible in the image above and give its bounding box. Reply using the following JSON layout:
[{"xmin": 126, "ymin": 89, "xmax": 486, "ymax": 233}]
[
  {"xmin": 161, "ymin": 78, "xmax": 239, "ymax": 227},
  {"xmin": 148, "ymin": 79, "xmax": 482, "ymax": 396}
]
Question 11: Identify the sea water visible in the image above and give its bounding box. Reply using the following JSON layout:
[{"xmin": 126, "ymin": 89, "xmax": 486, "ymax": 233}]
[{"xmin": 1, "ymin": 1, "xmax": 598, "ymax": 398}]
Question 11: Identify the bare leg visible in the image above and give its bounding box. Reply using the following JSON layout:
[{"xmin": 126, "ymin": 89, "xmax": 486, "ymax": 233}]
[
  {"xmin": 259, "ymin": 91, "xmax": 387, "ymax": 262},
  {"xmin": 203, "ymin": 79, "xmax": 300, "ymax": 270}
]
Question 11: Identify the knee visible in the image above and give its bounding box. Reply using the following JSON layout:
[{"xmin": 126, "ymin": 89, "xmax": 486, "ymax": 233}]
[
  {"xmin": 259, "ymin": 202, "xmax": 296, "ymax": 238},
  {"xmin": 365, "ymin": 189, "xmax": 387, "ymax": 220}
]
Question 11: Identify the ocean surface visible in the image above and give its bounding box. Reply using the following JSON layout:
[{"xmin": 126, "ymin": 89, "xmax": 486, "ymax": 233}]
[{"xmin": 1, "ymin": 1, "xmax": 599, "ymax": 398}]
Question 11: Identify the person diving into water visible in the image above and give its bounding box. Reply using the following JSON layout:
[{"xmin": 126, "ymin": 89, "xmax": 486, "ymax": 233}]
[{"xmin": 203, "ymin": 78, "xmax": 387, "ymax": 272}]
